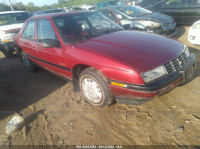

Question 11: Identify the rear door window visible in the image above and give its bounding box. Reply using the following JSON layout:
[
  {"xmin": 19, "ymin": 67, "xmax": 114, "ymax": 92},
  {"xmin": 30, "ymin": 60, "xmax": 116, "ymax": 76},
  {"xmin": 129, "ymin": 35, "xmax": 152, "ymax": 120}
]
[
  {"xmin": 139, "ymin": 0, "xmax": 152, "ymax": 6},
  {"xmin": 161, "ymin": 0, "xmax": 184, "ymax": 8},
  {"xmin": 112, "ymin": 10, "xmax": 126, "ymax": 20},
  {"xmin": 22, "ymin": 19, "xmax": 36, "ymax": 40},
  {"xmin": 99, "ymin": 9, "xmax": 118, "ymax": 23}
]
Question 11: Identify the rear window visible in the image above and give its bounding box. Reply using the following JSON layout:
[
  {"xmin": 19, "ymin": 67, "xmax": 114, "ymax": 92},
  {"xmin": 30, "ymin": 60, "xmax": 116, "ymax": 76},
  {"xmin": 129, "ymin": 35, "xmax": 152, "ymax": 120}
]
[
  {"xmin": 0, "ymin": 12, "xmax": 29, "ymax": 26},
  {"xmin": 22, "ymin": 19, "xmax": 36, "ymax": 40}
]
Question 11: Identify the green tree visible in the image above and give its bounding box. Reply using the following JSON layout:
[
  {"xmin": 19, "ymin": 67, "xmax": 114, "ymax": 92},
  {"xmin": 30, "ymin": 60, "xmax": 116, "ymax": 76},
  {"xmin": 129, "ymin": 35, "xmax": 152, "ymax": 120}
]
[
  {"xmin": 65, "ymin": 0, "xmax": 106, "ymax": 7},
  {"xmin": 27, "ymin": 2, "xmax": 35, "ymax": 8},
  {"xmin": 0, "ymin": 3, "xmax": 10, "ymax": 11},
  {"xmin": 50, "ymin": 3, "xmax": 59, "ymax": 9},
  {"xmin": 14, "ymin": 2, "xmax": 26, "ymax": 11},
  {"xmin": 58, "ymin": 0, "xmax": 66, "ymax": 7}
]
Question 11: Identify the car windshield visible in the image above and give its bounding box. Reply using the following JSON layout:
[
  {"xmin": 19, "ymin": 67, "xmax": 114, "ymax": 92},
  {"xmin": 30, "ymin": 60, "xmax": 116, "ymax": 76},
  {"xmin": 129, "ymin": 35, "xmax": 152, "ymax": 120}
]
[
  {"xmin": 53, "ymin": 12, "xmax": 123, "ymax": 43},
  {"xmin": 115, "ymin": 5, "xmax": 152, "ymax": 17},
  {"xmin": 0, "ymin": 12, "xmax": 29, "ymax": 26}
]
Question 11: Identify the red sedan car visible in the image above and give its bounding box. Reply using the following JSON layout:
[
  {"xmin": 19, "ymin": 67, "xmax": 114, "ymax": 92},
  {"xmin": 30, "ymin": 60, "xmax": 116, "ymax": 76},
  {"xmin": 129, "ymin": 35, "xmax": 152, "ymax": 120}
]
[{"xmin": 15, "ymin": 11, "xmax": 196, "ymax": 107}]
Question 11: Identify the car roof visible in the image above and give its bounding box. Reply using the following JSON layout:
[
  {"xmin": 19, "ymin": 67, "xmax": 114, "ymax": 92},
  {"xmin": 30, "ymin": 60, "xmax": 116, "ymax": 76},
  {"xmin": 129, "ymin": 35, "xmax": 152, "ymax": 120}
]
[
  {"xmin": 108, "ymin": 5, "xmax": 134, "ymax": 8},
  {"xmin": 38, "ymin": 8, "xmax": 64, "ymax": 12},
  {"xmin": 95, "ymin": 1, "xmax": 110, "ymax": 4},
  {"xmin": 30, "ymin": 11, "xmax": 92, "ymax": 19},
  {"xmin": 0, "ymin": 11, "xmax": 27, "ymax": 14},
  {"xmin": 97, "ymin": 5, "xmax": 131, "ymax": 10}
]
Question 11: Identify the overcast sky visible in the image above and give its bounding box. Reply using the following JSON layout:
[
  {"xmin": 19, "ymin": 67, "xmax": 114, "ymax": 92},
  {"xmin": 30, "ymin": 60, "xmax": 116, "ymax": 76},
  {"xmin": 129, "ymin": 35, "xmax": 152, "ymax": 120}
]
[{"xmin": 4, "ymin": 0, "xmax": 58, "ymax": 6}]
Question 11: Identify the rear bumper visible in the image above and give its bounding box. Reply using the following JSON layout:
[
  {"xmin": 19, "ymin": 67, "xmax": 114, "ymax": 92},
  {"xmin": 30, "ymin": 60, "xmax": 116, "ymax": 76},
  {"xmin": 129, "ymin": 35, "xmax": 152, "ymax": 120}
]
[{"xmin": 108, "ymin": 53, "xmax": 196, "ymax": 105}]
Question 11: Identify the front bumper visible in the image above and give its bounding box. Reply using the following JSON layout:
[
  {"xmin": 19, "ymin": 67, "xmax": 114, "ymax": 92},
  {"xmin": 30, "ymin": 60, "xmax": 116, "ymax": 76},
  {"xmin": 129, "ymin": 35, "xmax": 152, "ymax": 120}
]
[
  {"xmin": 108, "ymin": 53, "xmax": 196, "ymax": 105},
  {"xmin": 146, "ymin": 23, "xmax": 177, "ymax": 37},
  {"xmin": 162, "ymin": 28, "xmax": 177, "ymax": 37},
  {"xmin": 161, "ymin": 23, "xmax": 177, "ymax": 37}
]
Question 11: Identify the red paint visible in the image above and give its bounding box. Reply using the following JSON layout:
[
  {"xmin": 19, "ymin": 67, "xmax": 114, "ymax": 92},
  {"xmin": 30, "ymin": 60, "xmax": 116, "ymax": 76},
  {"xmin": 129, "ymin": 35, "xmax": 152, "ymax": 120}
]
[{"xmin": 15, "ymin": 12, "xmax": 185, "ymax": 101}]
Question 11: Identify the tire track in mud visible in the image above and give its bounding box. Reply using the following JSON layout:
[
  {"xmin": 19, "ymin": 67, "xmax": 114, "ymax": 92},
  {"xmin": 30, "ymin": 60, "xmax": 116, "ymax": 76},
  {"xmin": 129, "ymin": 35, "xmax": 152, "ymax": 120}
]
[
  {"xmin": 81, "ymin": 104, "xmax": 155, "ymax": 145},
  {"xmin": 80, "ymin": 108, "xmax": 133, "ymax": 145}
]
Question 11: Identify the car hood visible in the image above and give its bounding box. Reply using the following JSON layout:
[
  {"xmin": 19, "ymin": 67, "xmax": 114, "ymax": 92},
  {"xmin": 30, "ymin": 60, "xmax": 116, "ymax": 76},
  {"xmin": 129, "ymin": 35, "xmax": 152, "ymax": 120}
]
[
  {"xmin": 135, "ymin": 13, "xmax": 174, "ymax": 24},
  {"xmin": 0, "ymin": 23, "xmax": 24, "ymax": 33},
  {"xmin": 74, "ymin": 30, "xmax": 183, "ymax": 72}
]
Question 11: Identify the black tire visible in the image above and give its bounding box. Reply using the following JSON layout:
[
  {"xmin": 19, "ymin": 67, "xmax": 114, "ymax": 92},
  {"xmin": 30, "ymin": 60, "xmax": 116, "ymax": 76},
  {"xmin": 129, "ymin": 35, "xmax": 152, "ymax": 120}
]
[
  {"xmin": 22, "ymin": 54, "xmax": 36, "ymax": 72},
  {"xmin": 79, "ymin": 67, "xmax": 114, "ymax": 108},
  {"xmin": 17, "ymin": 49, "xmax": 23, "ymax": 61},
  {"xmin": 2, "ymin": 45, "xmax": 14, "ymax": 57}
]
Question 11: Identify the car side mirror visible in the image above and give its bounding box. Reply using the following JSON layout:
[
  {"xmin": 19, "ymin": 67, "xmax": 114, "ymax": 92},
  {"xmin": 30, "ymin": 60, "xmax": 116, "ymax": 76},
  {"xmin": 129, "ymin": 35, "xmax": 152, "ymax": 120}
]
[
  {"xmin": 42, "ymin": 40, "xmax": 61, "ymax": 48},
  {"xmin": 123, "ymin": 24, "xmax": 131, "ymax": 29},
  {"xmin": 116, "ymin": 14, "xmax": 123, "ymax": 20}
]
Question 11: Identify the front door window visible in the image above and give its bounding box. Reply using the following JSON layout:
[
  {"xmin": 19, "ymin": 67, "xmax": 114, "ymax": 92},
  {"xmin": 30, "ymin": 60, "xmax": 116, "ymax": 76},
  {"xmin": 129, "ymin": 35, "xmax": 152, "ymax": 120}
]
[
  {"xmin": 37, "ymin": 19, "xmax": 58, "ymax": 42},
  {"xmin": 161, "ymin": 0, "xmax": 184, "ymax": 8}
]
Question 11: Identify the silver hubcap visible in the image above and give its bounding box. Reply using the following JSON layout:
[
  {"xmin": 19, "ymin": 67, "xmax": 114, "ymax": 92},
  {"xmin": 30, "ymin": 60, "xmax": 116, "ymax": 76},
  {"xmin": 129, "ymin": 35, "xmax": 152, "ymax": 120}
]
[
  {"xmin": 81, "ymin": 77, "xmax": 102, "ymax": 103},
  {"xmin": 23, "ymin": 55, "xmax": 31, "ymax": 69}
]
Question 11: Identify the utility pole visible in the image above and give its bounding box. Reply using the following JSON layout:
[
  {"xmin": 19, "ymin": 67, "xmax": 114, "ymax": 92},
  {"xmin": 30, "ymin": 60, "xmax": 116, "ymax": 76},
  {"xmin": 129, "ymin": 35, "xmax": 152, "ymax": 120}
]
[{"xmin": 8, "ymin": 0, "xmax": 14, "ymax": 11}]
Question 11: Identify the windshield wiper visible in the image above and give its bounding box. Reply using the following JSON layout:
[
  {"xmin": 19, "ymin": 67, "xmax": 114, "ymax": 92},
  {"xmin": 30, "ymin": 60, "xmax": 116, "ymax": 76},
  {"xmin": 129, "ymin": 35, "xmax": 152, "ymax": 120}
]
[
  {"xmin": 83, "ymin": 34, "xmax": 104, "ymax": 40},
  {"xmin": 77, "ymin": 29, "xmax": 123, "ymax": 41}
]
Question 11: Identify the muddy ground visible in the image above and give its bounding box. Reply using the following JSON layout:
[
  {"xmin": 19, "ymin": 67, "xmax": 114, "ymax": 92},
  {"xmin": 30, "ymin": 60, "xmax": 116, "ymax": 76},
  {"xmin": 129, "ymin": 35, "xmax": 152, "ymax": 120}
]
[{"xmin": 0, "ymin": 27, "xmax": 200, "ymax": 147}]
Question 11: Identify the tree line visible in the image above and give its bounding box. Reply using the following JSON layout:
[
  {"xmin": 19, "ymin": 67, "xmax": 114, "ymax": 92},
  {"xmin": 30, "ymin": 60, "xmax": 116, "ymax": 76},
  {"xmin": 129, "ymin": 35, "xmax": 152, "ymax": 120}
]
[{"xmin": 0, "ymin": 0, "xmax": 108, "ymax": 13}]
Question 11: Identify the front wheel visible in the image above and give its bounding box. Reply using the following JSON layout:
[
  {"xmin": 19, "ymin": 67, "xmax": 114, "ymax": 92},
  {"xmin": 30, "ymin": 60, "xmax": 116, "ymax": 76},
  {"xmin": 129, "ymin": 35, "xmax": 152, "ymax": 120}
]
[
  {"xmin": 22, "ymin": 54, "xmax": 36, "ymax": 72},
  {"xmin": 79, "ymin": 68, "xmax": 114, "ymax": 108},
  {"xmin": 2, "ymin": 45, "xmax": 14, "ymax": 57}
]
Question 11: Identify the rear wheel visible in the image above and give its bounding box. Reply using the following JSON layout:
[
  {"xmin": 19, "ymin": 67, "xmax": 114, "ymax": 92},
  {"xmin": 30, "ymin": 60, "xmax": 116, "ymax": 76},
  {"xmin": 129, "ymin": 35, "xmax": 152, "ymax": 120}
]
[
  {"xmin": 79, "ymin": 68, "xmax": 114, "ymax": 108},
  {"xmin": 22, "ymin": 54, "xmax": 36, "ymax": 72}
]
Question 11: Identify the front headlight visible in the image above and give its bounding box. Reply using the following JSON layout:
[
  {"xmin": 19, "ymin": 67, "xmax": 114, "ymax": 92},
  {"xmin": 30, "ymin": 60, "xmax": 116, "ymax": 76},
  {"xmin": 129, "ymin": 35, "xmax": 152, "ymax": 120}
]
[
  {"xmin": 141, "ymin": 65, "xmax": 167, "ymax": 83},
  {"xmin": 192, "ymin": 23, "xmax": 200, "ymax": 29},
  {"xmin": 1, "ymin": 32, "xmax": 15, "ymax": 43},
  {"xmin": 3, "ymin": 37, "xmax": 13, "ymax": 43},
  {"xmin": 184, "ymin": 45, "xmax": 190, "ymax": 58},
  {"xmin": 137, "ymin": 20, "xmax": 161, "ymax": 28}
]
